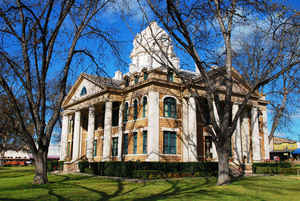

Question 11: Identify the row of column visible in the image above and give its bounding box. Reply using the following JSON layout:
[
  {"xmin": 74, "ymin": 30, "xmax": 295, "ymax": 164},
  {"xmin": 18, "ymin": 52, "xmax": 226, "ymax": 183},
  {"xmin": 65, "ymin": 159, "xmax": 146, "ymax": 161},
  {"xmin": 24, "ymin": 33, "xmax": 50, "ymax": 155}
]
[
  {"xmin": 60, "ymin": 101, "xmax": 121, "ymax": 162},
  {"xmin": 181, "ymin": 97, "xmax": 269, "ymax": 163}
]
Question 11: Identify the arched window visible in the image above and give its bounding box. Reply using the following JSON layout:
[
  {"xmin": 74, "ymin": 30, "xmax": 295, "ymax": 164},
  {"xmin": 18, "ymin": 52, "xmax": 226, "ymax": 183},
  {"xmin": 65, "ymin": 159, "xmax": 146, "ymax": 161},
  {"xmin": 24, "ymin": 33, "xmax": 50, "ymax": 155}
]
[
  {"xmin": 80, "ymin": 87, "xmax": 87, "ymax": 96},
  {"xmin": 143, "ymin": 97, "xmax": 147, "ymax": 118},
  {"xmin": 123, "ymin": 102, "xmax": 129, "ymax": 122},
  {"xmin": 164, "ymin": 97, "xmax": 176, "ymax": 118},
  {"xmin": 133, "ymin": 99, "xmax": 138, "ymax": 120}
]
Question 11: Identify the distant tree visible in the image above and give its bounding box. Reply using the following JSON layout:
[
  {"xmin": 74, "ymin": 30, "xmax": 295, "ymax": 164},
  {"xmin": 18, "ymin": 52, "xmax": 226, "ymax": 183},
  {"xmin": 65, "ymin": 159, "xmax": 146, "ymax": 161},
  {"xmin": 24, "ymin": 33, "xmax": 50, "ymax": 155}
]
[
  {"xmin": 137, "ymin": 0, "xmax": 299, "ymax": 185},
  {"xmin": 0, "ymin": 0, "xmax": 118, "ymax": 184},
  {"xmin": 0, "ymin": 95, "xmax": 31, "ymax": 166}
]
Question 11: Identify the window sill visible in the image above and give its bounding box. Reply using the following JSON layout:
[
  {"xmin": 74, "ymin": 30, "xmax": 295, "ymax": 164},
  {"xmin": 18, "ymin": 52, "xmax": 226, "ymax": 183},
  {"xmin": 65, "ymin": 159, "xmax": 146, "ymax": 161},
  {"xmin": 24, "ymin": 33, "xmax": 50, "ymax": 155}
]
[{"xmin": 124, "ymin": 154, "xmax": 148, "ymax": 156}]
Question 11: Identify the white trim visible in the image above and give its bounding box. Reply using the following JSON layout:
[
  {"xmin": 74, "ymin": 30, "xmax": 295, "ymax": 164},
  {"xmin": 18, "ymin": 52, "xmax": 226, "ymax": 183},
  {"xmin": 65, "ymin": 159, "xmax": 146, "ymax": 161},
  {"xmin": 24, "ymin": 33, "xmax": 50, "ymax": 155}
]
[
  {"xmin": 124, "ymin": 154, "xmax": 148, "ymax": 156},
  {"xmin": 161, "ymin": 127, "xmax": 180, "ymax": 132},
  {"xmin": 161, "ymin": 95, "xmax": 179, "ymax": 103}
]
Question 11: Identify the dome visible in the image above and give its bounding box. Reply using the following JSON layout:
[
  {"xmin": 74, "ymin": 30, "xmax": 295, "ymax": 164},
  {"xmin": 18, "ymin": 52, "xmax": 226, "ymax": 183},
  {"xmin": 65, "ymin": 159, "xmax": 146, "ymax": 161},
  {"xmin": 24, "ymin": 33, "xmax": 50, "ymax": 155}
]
[{"xmin": 129, "ymin": 22, "xmax": 180, "ymax": 73}]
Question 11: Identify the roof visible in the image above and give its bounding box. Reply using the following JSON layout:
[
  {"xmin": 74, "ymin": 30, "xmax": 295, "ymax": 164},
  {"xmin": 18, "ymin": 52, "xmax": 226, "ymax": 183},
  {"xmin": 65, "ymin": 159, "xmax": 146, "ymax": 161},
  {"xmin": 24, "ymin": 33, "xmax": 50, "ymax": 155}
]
[
  {"xmin": 82, "ymin": 73, "xmax": 123, "ymax": 89},
  {"xmin": 273, "ymin": 137, "xmax": 296, "ymax": 144}
]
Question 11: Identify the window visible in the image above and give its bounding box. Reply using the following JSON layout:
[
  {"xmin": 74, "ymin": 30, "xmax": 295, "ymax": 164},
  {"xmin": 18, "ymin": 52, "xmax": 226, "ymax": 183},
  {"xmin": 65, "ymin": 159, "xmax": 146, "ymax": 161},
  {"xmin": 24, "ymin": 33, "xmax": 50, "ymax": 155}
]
[
  {"xmin": 163, "ymin": 131, "xmax": 176, "ymax": 154},
  {"xmin": 164, "ymin": 97, "xmax": 176, "ymax": 118},
  {"xmin": 80, "ymin": 87, "xmax": 87, "ymax": 96},
  {"xmin": 125, "ymin": 78, "xmax": 129, "ymax": 87},
  {"xmin": 123, "ymin": 102, "xmax": 128, "ymax": 122},
  {"xmin": 167, "ymin": 71, "xmax": 173, "ymax": 82},
  {"xmin": 112, "ymin": 137, "xmax": 118, "ymax": 156},
  {"xmin": 143, "ymin": 131, "xmax": 147, "ymax": 154},
  {"xmin": 93, "ymin": 139, "xmax": 97, "ymax": 157},
  {"xmin": 134, "ymin": 75, "xmax": 139, "ymax": 84},
  {"xmin": 144, "ymin": 72, "xmax": 148, "ymax": 80},
  {"xmin": 133, "ymin": 100, "xmax": 138, "ymax": 120},
  {"xmin": 123, "ymin": 134, "xmax": 128, "ymax": 154},
  {"xmin": 198, "ymin": 98, "xmax": 210, "ymax": 126},
  {"xmin": 142, "ymin": 97, "xmax": 147, "ymax": 118},
  {"xmin": 133, "ymin": 132, "xmax": 137, "ymax": 154},
  {"xmin": 112, "ymin": 102, "xmax": 120, "ymax": 126}
]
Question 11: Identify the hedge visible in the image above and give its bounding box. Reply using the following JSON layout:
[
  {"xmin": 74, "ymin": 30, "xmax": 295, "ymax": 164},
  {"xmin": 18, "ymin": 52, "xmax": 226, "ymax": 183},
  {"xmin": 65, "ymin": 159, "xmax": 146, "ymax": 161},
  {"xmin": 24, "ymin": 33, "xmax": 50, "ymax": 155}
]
[
  {"xmin": 47, "ymin": 160, "xmax": 65, "ymax": 171},
  {"xmin": 253, "ymin": 162, "xmax": 298, "ymax": 175},
  {"xmin": 78, "ymin": 161, "xmax": 218, "ymax": 179}
]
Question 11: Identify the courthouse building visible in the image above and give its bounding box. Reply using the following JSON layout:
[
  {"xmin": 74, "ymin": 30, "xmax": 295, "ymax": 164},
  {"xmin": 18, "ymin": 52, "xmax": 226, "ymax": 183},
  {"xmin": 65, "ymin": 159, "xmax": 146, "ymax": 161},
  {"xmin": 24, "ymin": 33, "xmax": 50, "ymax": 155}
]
[{"xmin": 59, "ymin": 22, "xmax": 270, "ymax": 171}]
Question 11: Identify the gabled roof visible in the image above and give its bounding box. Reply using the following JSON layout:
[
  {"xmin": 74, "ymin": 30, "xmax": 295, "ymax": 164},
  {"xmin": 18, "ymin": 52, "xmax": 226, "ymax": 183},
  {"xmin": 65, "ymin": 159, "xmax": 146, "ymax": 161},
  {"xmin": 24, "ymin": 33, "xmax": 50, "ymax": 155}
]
[{"xmin": 62, "ymin": 73, "xmax": 123, "ymax": 107}]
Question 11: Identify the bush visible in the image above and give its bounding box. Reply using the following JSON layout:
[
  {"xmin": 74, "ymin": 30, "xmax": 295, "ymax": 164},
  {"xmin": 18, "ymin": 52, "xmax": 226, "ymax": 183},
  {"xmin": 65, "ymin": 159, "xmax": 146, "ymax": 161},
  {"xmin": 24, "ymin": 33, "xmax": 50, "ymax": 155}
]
[
  {"xmin": 47, "ymin": 160, "xmax": 59, "ymax": 171},
  {"xmin": 254, "ymin": 165, "xmax": 298, "ymax": 175},
  {"xmin": 78, "ymin": 161, "xmax": 218, "ymax": 179},
  {"xmin": 58, "ymin": 161, "xmax": 64, "ymax": 171},
  {"xmin": 78, "ymin": 161, "xmax": 89, "ymax": 173}
]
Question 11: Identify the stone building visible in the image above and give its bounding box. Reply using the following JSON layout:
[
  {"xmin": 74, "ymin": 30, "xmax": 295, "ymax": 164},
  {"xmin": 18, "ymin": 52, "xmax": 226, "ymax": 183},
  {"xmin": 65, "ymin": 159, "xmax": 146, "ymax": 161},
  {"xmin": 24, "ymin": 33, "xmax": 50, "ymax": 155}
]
[{"xmin": 60, "ymin": 22, "xmax": 270, "ymax": 171}]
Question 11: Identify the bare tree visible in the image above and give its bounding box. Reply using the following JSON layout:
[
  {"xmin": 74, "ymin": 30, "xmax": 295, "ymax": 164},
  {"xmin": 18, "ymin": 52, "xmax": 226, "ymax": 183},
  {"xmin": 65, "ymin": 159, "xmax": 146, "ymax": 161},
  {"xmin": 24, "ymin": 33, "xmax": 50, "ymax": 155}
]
[
  {"xmin": 0, "ymin": 95, "xmax": 32, "ymax": 166},
  {"xmin": 138, "ymin": 0, "xmax": 299, "ymax": 185},
  {"xmin": 233, "ymin": 12, "xmax": 300, "ymax": 143},
  {"xmin": 0, "ymin": 0, "xmax": 118, "ymax": 184}
]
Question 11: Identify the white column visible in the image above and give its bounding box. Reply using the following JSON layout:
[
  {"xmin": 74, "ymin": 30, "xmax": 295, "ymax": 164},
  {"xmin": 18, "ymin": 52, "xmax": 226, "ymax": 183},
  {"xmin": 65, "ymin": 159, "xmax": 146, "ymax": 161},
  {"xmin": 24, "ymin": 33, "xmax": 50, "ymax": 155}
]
[
  {"xmin": 262, "ymin": 109, "xmax": 270, "ymax": 160},
  {"xmin": 103, "ymin": 101, "xmax": 112, "ymax": 161},
  {"xmin": 232, "ymin": 104, "xmax": 242, "ymax": 163},
  {"xmin": 188, "ymin": 97, "xmax": 198, "ymax": 161},
  {"xmin": 86, "ymin": 106, "xmax": 95, "ymax": 161},
  {"xmin": 72, "ymin": 111, "xmax": 81, "ymax": 161},
  {"xmin": 60, "ymin": 114, "xmax": 69, "ymax": 161},
  {"xmin": 118, "ymin": 102, "xmax": 124, "ymax": 160},
  {"xmin": 241, "ymin": 110, "xmax": 250, "ymax": 163},
  {"xmin": 251, "ymin": 107, "xmax": 261, "ymax": 161},
  {"xmin": 182, "ymin": 98, "xmax": 189, "ymax": 162},
  {"xmin": 147, "ymin": 91, "xmax": 159, "ymax": 161},
  {"xmin": 212, "ymin": 100, "xmax": 219, "ymax": 160}
]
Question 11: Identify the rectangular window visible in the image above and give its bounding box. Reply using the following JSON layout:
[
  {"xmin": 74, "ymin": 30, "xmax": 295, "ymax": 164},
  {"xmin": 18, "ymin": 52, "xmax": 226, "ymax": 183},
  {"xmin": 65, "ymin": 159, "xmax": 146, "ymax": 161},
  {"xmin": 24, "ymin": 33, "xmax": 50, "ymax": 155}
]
[
  {"xmin": 112, "ymin": 137, "xmax": 118, "ymax": 157},
  {"xmin": 93, "ymin": 139, "xmax": 97, "ymax": 157},
  {"xmin": 133, "ymin": 132, "xmax": 137, "ymax": 154},
  {"xmin": 123, "ymin": 134, "xmax": 128, "ymax": 155},
  {"xmin": 167, "ymin": 71, "xmax": 173, "ymax": 82},
  {"xmin": 112, "ymin": 102, "xmax": 120, "ymax": 126},
  {"xmin": 135, "ymin": 76, "xmax": 139, "ymax": 84},
  {"xmin": 144, "ymin": 72, "xmax": 148, "ymax": 80},
  {"xmin": 163, "ymin": 131, "xmax": 176, "ymax": 154},
  {"xmin": 143, "ymin": 131, "xmax": 147, "ymax": 154}
]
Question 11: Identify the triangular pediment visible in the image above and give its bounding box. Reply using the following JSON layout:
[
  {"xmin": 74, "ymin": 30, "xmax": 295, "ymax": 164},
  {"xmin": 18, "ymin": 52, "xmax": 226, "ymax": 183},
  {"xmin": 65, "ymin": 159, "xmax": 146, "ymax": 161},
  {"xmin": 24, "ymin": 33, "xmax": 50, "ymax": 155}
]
[{"xmin": 63, "ymin": 74, "xmax": 104, "ymax": 107}]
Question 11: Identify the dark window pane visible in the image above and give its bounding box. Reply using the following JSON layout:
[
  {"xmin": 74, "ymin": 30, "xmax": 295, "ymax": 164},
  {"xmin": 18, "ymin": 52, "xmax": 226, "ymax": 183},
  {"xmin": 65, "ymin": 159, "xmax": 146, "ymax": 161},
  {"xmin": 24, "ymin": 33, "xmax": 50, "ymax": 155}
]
[
  {"xmin": 123, "ymin": 134, "xmax": 128, "ymax": 155},
  {"xmin": 143, "ymin": 131, "xmax": 147, "ymax": 154},
  {"xmin": 133, "ymin": 100, "xmax": 138, "ymax": 120},
  {"xmin": 133, "ymin": 132, "xmax": 137, "ymax": 154}
]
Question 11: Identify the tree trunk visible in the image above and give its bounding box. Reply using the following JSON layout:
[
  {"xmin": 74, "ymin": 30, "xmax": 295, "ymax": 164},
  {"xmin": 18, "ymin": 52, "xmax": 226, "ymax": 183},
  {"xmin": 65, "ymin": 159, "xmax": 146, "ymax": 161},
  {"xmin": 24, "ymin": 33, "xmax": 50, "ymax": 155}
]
[
  {"xmin": 0, "ymin": 151, "xmax": 4, "ymax": 167},
  {"xmin": 216, "ymin": 141, "xmax": 231, "ymax": 185},
  {"xmin": 33, "ymin": 150, "xmax": 48, "ymax": 184}
]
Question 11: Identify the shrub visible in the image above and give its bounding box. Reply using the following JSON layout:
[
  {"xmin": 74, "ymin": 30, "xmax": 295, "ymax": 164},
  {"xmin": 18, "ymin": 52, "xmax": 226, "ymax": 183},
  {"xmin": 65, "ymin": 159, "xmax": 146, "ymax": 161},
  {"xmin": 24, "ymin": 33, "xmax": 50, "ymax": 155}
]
[
  {"xmin": 77, "ymin": 161, "xmax": 218, "ymax": 178},
  {"xmin": 78, "ymin": 161, "xmax": 89, "ymax": 173}
]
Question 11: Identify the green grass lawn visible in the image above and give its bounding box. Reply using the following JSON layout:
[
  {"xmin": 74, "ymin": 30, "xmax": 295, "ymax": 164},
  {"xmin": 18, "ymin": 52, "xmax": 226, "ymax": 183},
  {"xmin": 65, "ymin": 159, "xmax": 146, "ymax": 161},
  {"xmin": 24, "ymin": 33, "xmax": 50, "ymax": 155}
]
[{"xmin": 1, "ymin": 166, "xmax": 300, "ymax": 201}]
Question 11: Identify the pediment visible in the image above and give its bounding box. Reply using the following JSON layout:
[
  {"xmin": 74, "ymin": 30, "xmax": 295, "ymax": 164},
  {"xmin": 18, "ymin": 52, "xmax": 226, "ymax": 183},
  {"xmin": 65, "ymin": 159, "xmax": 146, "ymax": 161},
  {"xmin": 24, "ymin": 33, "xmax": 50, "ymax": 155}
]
[{"xmin": 63, "ymin": 74, "xmax": 104, "ymax": 107}]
